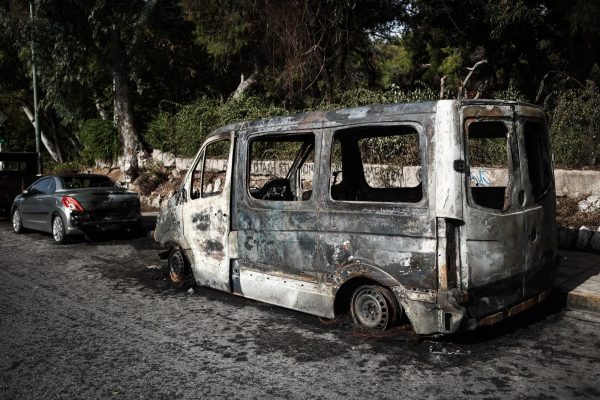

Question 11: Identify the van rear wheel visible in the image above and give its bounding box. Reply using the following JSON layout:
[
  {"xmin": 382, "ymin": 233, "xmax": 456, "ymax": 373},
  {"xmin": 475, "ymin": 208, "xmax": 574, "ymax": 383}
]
[{"xmin": 350, "ymin": 285, "xmax": 399, "ymax": 330}]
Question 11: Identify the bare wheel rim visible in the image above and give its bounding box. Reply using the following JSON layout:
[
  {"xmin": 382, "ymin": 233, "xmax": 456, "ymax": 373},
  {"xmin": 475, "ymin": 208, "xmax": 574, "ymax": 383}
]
[
  {"xmin": 169, "ymin": 250, "xmax": 185, "ymax": 284},
  {"xmin": 12, "ymin": 210, "xmax": 21, "ymax": 232},
  {"xmin": 53, "ymin": 217, "xmax": 64, "ymax": 242},
  {"xmin": 352, "ymin": 286, "xmax": 390, "ymax": 330}
]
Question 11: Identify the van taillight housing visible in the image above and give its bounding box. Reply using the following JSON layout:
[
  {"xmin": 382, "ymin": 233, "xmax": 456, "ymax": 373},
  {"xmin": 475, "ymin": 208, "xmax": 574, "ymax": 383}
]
[{"xmin": 61, "ymin": 196, "xmax": 84, "ymax": 212}]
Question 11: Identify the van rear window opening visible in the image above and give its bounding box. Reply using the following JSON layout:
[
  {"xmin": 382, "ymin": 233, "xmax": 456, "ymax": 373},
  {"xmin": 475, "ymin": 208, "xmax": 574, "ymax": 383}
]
[{"xmin": 466, "ymin": 120, "xmax": 512, "ymax": 211}]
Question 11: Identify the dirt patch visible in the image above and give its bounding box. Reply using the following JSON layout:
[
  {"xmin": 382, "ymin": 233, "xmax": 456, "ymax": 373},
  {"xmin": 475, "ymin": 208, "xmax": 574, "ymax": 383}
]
[{"xmin": 556, "ymin": 196, "xmax": 600, "ymax": 230}]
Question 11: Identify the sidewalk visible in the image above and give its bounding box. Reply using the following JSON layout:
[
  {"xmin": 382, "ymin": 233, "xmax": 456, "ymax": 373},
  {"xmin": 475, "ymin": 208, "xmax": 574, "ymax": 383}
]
[{"xmin": 554, "ymin": 250, "xmax": 600, "ymax": 312}]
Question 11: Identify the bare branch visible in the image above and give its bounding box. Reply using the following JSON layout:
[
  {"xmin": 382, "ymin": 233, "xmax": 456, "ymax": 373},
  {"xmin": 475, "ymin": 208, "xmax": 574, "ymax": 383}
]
[{"xmin": 458, "ymin": 59, "xmax": 487, "ymax": 99}]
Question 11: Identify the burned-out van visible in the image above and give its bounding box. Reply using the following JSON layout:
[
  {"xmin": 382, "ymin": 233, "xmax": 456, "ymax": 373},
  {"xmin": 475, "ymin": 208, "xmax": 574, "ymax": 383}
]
[{"xmin": 154, "ymin": 100, "xmax": 557, "ymax": 335}]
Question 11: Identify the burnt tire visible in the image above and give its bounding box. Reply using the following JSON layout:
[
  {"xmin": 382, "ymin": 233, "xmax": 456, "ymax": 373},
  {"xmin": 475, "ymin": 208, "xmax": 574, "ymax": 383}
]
[
  {"xmin": 168, "ymin": 248, "xmax": 192, "ymax": 288},
  {"xmin": 350, "ymin": 285, "xmax": 400, "ymax": 330},
  {"xmin": 52, "ymin": 215, "xmax": 68, "ymax": 244},
  {"xmin": 12, "ymin": 209, "xmax": 25, "ymax": 234}
]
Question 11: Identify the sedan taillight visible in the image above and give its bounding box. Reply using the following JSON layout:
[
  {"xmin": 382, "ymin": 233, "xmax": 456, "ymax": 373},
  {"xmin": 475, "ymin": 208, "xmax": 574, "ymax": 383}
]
[{"xmin": 61, "ymin": 196, "xmax": 84, "ymax": 211}]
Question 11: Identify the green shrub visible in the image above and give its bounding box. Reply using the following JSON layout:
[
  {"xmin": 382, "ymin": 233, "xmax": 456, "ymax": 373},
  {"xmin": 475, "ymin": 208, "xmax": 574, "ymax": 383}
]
[
  {"xmin": 78, "ymin": 119, "xmax": 121, "ymax": 164},
  {"xmin": 312, "ymin": 85, "xmax": 438, "ymax": 110},
  {"xmin": 493, "ymin": 85, "xmax": 528, "ymax": 102},
  {"xmin": 143, "ymin": 95, "xmax": 288, "ymax": 158},
  {"xmin": 145, "ymin": 111, "xmax": 175, "ymax": 154},
  {"xmin": 47, "ymin": 161, "xmax": 84, "ymax": 175},
  {"xmin": 550, "ymin": 82, "xmax": 600, "ymax": 168}
]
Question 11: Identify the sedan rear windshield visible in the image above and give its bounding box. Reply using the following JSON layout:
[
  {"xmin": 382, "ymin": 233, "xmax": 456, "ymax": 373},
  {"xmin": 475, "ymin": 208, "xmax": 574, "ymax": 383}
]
[{"xmin": 61, "ymin": 176, "xmax": 118, "ymax": 189}]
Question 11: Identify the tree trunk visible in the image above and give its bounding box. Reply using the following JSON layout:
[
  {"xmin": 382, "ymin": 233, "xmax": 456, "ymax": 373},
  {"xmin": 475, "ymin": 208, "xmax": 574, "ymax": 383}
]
[
  {"xmin": 21, "ymin": 104, "xmax": 62, "ymax": 163},
  {"xmin": 110, "ymin": 27, "xmax": 146, "ymax": 182}
]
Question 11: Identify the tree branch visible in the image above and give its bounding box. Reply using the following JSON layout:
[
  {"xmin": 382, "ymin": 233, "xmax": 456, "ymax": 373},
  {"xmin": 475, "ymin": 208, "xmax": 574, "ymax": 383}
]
[
  {"xmin": 458, "ymin": 59, "xmax": 487, "ymax": 99},
  {"xmin": 232, "ymin": 71, "xmax": 259, "ymax": 99}
]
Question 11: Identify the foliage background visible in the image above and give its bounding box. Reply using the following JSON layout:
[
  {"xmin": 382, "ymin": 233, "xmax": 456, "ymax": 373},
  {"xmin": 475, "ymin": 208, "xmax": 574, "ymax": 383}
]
[{"xmin": 1, "ymin": 0, "xmax": 600, "ymax": 170}]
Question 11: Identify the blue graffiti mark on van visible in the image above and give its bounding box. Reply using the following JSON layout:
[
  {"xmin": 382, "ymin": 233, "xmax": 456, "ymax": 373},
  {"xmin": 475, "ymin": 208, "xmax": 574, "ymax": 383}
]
[{"xmin": 470, "ymin": 169, "xmax": 491, "ymax": 187}]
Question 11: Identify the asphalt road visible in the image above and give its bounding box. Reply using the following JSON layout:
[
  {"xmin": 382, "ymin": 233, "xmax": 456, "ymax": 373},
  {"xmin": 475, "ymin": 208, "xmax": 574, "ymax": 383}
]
[{"xmin": 1, "ymin": 219, "xmax": 599, "ymax": 400}]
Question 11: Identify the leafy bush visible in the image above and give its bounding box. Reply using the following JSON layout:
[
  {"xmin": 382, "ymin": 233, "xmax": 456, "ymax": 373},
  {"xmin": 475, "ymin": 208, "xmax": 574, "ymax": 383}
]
[
  {"xmin": 143, "ymin": 95, "xmax": 288, "ymax": 157},
  {"xmin": 78, "ymin": 119, "xmax": 121, "ymax": 164},
  {"xmin": 313, "ymin": 85, "xmax": 438, "ymax": 110},
  {"xmin": 493, "ymin": 85, "xmax": 528, "ymax": 102},
  {"xmin": 47, "ymin": 161, "xmax": 84, "ymax": 175},
  {"xmin": 145, "ymin": 111, "xmax": 175, "ymax": 154},
  {"xmin": 549, "ymin": 82, "xmax": 600, "ymax": 168}
]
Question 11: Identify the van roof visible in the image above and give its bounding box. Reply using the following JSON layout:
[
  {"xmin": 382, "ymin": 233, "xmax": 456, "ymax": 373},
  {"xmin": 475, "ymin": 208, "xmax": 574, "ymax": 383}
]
[{"xmin": 210, "ymin": 99, "xmax": 542, "ymax": 137}]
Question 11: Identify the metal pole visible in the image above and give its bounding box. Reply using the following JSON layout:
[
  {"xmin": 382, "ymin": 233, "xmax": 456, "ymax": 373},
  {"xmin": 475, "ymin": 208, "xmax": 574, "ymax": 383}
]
[{"xmin": 30, "ymin": 0, "xmax": 42, "ymax": 175}]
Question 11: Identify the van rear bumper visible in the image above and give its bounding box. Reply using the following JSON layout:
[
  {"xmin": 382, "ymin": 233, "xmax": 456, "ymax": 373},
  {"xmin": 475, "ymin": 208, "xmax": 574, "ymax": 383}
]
[
  {"xmin": 476, "ymin": 289, "xmax": 551, "ymax": 328},
  {"xmin": 393, "ymin": 287, "xmax": 552, "ymax": 335}
]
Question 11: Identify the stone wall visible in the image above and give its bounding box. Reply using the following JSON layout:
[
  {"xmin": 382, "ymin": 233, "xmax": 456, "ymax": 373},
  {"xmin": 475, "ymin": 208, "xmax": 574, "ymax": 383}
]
[{"xmin": 150, "ymin": 149, "xmax": 600, "ymax": 196}]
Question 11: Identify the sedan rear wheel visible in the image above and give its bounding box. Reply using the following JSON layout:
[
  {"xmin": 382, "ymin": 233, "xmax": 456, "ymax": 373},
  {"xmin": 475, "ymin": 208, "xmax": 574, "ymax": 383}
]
[
  {"xmin": 12, "ymin": 209, "xmax": 24, "ymax": 234},
  {"xmin": 52, "ymin": 215, "xmax": 68, "ymax": 244}
]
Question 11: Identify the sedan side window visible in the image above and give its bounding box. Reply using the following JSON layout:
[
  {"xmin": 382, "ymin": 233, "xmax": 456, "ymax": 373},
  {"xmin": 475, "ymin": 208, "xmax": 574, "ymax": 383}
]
[{"xmin": 31, "ymin": 178, "xmax": 52, "ymax": 195}]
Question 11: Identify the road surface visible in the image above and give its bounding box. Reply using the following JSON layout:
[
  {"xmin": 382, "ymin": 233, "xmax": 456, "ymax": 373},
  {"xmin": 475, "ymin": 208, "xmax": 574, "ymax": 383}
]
[{"xmin": 1, "ymin": 220, "xmax": 599, "ymax": 399}]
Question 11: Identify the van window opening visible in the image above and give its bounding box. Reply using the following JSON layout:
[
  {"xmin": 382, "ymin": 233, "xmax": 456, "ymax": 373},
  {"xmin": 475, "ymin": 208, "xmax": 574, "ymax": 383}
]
[
  {"xmin": 190, "ymin": 149, "xmax": 204, "ymax": 200},
  {"xmin": 466, "ymin": 120, "xmax": 512, "ymax": 211},
  {"xmin": 202, "ymin": 139, "xmax": 230, "ymax": 198},
  {"xmin": 524, "ymin": 121, "xmax": 552, "ymax": 201},
  {"xmin": 248, "ymin": 133, "xmax": 315, "ymax": 201},
  {"xmin": 330, "ymin": 126, "xmax": 422, "ymax": 203}
]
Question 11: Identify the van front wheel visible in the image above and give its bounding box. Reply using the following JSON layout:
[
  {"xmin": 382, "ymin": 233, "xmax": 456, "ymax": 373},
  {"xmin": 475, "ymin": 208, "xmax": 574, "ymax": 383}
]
[
  {"xmin": 350, "ymin": 285, "xmax": 399, "ymax": 330},
  {"xmin": 168, "ymin": 248, "xmax": 190, "ymax": 287}
]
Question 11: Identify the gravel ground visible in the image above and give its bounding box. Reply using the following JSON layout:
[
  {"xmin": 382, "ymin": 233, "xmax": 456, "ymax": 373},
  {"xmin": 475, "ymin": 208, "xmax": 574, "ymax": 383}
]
[{"xmin": 1, "ymin": 219, "xmax": 599, "ymax": 400}]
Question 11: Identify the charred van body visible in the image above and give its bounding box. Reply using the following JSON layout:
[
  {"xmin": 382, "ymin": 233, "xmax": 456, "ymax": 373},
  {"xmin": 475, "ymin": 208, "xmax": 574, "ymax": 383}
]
[{"xmin": 154, "ymin": 100, "xmax": 558, "ymax": 335}]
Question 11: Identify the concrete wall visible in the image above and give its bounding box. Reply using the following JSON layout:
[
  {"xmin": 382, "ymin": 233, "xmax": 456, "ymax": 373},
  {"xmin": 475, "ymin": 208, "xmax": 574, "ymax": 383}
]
[{"xmin": 149, "ymin": 149, "xmax": 600, "ymax": 197}]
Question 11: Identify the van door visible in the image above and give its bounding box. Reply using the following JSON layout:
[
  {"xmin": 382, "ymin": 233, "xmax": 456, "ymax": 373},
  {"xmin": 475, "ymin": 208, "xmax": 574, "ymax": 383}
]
[
  {"xmin": 233, "ymin": 131, "xmax": 326, "ymax": 315},
  {"xmin": 461, "ymin": 105, "xmax": 526, "ymax": 318},
  {"xmin": 182, "ymin": 134, "xmax": 233, "ymax": 292},
  {"xmin": 516, "ymin": 113, "xmax": 557, "ymax": 300}
]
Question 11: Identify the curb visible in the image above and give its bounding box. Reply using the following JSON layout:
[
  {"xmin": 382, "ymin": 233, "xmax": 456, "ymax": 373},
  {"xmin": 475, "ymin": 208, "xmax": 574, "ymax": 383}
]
[{"xmin": 552, "ymin": 288, "xmax": 600, "ymax": 313}]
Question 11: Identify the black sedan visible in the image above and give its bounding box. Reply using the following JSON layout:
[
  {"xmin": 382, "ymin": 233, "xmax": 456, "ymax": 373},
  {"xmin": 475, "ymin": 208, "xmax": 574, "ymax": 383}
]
[{"xmin": 11, "ymin": 174, "xmax": 142, "ymax": 243}]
